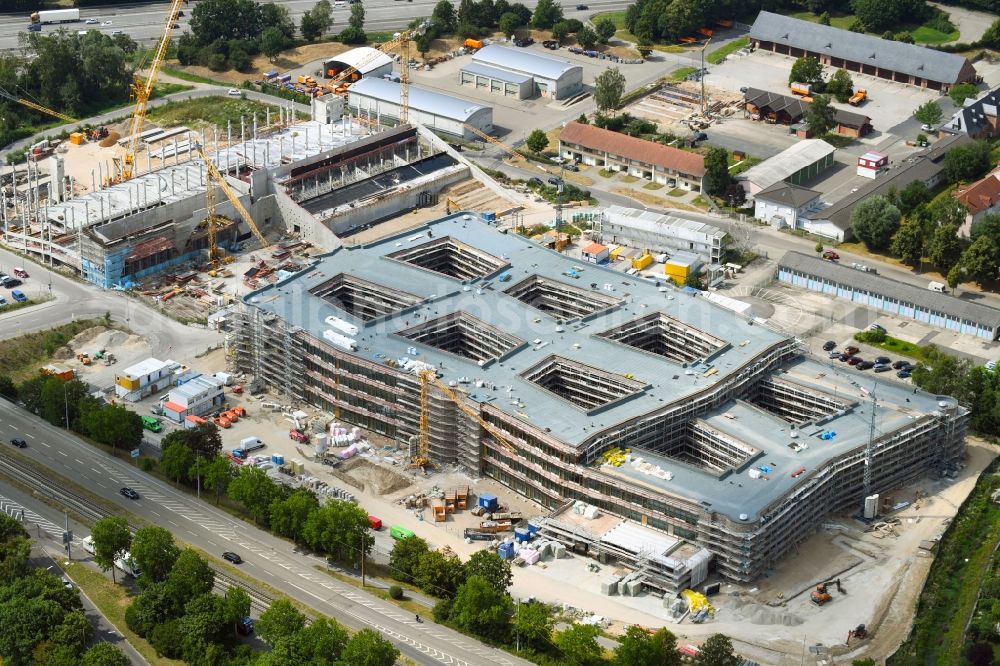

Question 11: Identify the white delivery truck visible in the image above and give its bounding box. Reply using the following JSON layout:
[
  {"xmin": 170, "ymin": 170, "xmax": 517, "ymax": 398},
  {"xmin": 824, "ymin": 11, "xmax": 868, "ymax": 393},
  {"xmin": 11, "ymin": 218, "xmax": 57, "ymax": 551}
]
[{"xmin": 30, "ymin": 9, "xmax": 81, "ymax": 24}]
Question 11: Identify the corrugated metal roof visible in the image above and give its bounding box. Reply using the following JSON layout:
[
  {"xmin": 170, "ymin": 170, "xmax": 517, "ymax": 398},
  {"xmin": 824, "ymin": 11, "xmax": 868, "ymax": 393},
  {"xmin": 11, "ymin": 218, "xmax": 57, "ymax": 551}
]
[
  {"xmin": 348, "ymin": 78, "xmax": 489, "ymax": 122},
  {"xmin": 473, "ymin": 45, "xmax": 580, "ymax": 81},
  {"xmin": 603, "ymin": 205, "xmax": 726, "ymax": 240},
  {"xmin": 750, "ymin": 11, "xmax": 972, "ymax": 85},
  {"xmin": 778, "ymin": 251, "xmax": 1000, "ymax": 327},
  {"xmin": 755, "ymin": 182, "xmax": 821, "ymax": 207},
  {"xmin": 741, "ymin": 139, "xmax": 835, "ymax": 190},
  {"xmin": 326, "ymin": 46, "xmax": 393, "ymax": 74},
  {"xmin": 461, "ymin": 61, "xmax": 533, "ymax": 84}
]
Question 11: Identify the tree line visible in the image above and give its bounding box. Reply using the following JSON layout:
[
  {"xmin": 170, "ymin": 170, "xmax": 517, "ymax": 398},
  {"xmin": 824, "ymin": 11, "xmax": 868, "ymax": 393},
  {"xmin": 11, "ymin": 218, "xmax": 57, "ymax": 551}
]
[
  {"xmin": 0, "ymin": 514, "xmax": 132, "ymax": 666},
  {"xmin": 83, "ymin": 519, "xmax": 400, "ymax": 665}
]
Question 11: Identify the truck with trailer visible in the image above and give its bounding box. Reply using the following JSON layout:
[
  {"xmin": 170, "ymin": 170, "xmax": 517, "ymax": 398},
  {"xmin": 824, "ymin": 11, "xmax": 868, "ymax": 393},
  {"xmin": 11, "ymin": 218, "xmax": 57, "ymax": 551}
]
[{"xmin": 30, "ymin": 9, "xmax": 80, "ymax": 24}]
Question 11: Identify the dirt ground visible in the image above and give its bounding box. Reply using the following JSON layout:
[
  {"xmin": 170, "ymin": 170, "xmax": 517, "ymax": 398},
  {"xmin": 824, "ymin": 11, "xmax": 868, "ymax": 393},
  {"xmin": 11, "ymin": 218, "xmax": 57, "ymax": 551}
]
[{"xmin": 166, "ymin": 43, "xmax": 354, "ymax": 85}]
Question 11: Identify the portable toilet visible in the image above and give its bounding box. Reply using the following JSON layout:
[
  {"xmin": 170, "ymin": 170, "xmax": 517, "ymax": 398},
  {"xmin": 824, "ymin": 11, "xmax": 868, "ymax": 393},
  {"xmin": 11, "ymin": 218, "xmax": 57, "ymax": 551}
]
[
  {"xmin": 271, "ymin": 454, "xmax": 284, "ymax": 465},
  {"xmin": 478, "ymin": 493, "xmax": 499, "ymax": 511},
  {"xmin": 514, "ymin": 527, "xmax": 530, "ymax": 543}
]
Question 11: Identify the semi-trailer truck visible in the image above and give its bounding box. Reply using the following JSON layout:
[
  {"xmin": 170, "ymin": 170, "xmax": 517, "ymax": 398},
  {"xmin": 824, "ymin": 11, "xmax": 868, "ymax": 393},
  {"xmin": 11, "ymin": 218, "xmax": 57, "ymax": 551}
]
[{"xmin": 30, "ymin": 9, "xmax": 81, "ymax": 24}]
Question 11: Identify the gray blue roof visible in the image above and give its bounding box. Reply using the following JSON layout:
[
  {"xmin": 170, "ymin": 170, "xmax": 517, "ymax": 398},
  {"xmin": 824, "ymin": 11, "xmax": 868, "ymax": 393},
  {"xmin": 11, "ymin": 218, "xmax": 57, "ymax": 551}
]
[
  {"xmin": 750, "ymin": 11, "xmax": 973, "ymax": 85},
  {"xmin": 349, "ymin": 78, "xmax": 489, "ymax": 122},
  {"xmin": 473, "ymin": 45, "xmax": 581, "ymax": 81},
  {"xmin": 461, "ymin": 61, "xmax": 533, "ymax": 85}
]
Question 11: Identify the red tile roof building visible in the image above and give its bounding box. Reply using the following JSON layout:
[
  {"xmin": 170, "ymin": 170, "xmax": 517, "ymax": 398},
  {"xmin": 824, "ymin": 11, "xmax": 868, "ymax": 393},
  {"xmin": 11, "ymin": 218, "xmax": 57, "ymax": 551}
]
[
  {"xmin": 559, "ymin": 122, "xmax": 705, "ymax": 191},
  {"xmin": 953, "ymin": 171, "xmax": 1000, "ymax": 236}
]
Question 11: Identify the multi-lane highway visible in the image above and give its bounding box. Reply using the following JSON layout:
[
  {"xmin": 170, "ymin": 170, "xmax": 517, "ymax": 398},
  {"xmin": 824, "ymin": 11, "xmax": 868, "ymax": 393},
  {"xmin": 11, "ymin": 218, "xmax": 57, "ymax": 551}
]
[
  {"xmin": 0, "ymin": 396, "xmax": 532, "ymax": 666},
  {"xmin": 0, "ymin": 0, "xmax": 633, "ymax": 51}
]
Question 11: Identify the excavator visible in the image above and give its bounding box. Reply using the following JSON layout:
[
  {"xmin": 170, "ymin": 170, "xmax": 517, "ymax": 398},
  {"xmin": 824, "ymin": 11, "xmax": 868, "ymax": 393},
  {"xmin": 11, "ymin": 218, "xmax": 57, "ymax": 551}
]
[{"xmin": 810, "ymin": 578, "xmax": 845, "ymax": 606}]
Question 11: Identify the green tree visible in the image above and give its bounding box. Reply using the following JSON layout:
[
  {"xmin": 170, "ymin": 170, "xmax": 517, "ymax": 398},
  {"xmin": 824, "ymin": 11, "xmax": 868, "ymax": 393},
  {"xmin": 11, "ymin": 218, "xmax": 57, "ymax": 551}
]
[
  {"xmin": 577, "ymin": 26, "xmax": 599, "ymax": 50},
  {"xmin": 301, "ymin": 0, "xmax": 334, "ymax": 41},
  {"xmin": 390, "ymin": 536, "xmax": 430, "ymax": 583},
  {"xmin": 160, "ymin": 442, "xmax": 195, "ymax": 486},
  {"xmin": 269, "ymin": 488, "xmax": 319, "ymax": 543},
  {"xmin": 432, "ymin": 0, "xmax": 457, "ymax": 32},
  {"xmin": 39, "ymin": 378, "xmax": 88, "ymax": 429},
  {"xmin": 199, "ymin": 455, "xmax": 235, "ymax": 505},
  {"xmin": 815, "ymin": 242, "xmax": 824, "ymax": 253},
  {"xmin": 983, "ymin": 17, "xmax": 1000, "ymax": 48},
  {"xmin": 556, "ymin": 623, "xmax": 603, "ymax": 666},
  {"xmin": 177, "ymin": 593, "xmax": 228, "ymax": 660},
  {"xmin": 257, "ymin": 598, "xmax": 306, "ymax": 646},
  {"xmin": 890, "ymin": 218, "xmax": 925, "ymax": 266},
  {"xmin": 894, "ymin": 180, "xmax": 931, "ymax": 216},
  {"xmin": 0, "ymin": 597, "xmax": 66, "ymax": 666},
  {"xmin": 927, "ymin": 223, "xmax": 966, "ymax": 274},
  {"xmin": 190, "ymin": 0, "xmax": 264, "ymax": 44},
  {"xmin": 260, "ymin": 2, "xmax": 296, "ymax": 40},
  {"xmin": 684, "ymin": 270, "xmax": 703, "ymax": 289},
  {"xmin": 853, "ymin": 0, "xmax": 930, "ymax": 32},
  {"xmin": 188, "ymin": 422, "xmax": 222, "ymax": 459},
  {"xmin": 300, "ymin": 11, "xmax": 324, "ymax": 42},
  {"xmin": 88, "ymin": 404, "xmax": 143, "ymax": 454},
  {"xmin": 349, "ymin": 2, "xmax": 365, "ymax": 30},
  {"xmin": 943, "ymin": 140, "xmax": 992, "ymax": 183},
  {"xmin": 805, "ymin": 94, "xmax": 836, "ymax": 135},
  {"xmin": 302, "ymin": 499, "xmax": 373, "ymax": 563},
  {"xmin": 80, "ymin": 643, "xmax": 130, "ymax": 666},
  {"xmin": 0, "ymin": 375, "xmax": 16, "ymax": 401},
  {"xmin": 947, "ymin": 263, "xmax": 964, "ymax": 289},
  {"xmin": 788, "ymin": 56, "xmax": 823, "ymax": 86},
  {"xmin": 164, "ymin": 550, "xmax": 215, "ymax": 608},
  {"xmin": 450, "ymin": 575, "xmax": 513, "ymax": 637},
  {"xmin": 124, "ymin": 582, "xmax": 174, "ymax": 637},
  {"xmin": 819, "ymin": 11, "xmax": 831, "ymax": 25},
  {"xmin": 465, "ymin": 550, "xmax": 512, "ymax": 594},
  {"xmin": 703, "ymin": 146, "xmax": 731, "ymax": 196},
  {"xmin": 594, "ymin": 66, "xmax": 626, "ymax": 112},
  {"xmin": 949, "ymin": 82, "xmax": 979, "ymax": 106},
  {"xmin": 0, "ymin": 515, "xmax": 31, "ymax": 584},
  {"xmin": 913, "ymin": 99, "xmax": 943, "ymax": 127},
  {"xmin": 338, "ymin": 627, "xmax": 400, "ymax": 666},
  {"xmin": 693, "ymin": 633, "xmax": 739, "ymax": 666},
  {"xmin": 971, "ymin": 213, "xmax": 1000, "ymax": 242},
  {"xmin": 825, "ymin": 69, "xmax": 854, "ymax": 104},
  {"xmin": 595, "ymin": 18, "xmax": 617, "ymax": 43},
  {"xmin": 960, "ymin": 235, "xmax": 1000, "ymax": 287},
  {"xmin": 268, "ymin": 616, "xmax": 349, "ymax": 662},
  {"xmin": 130, "ymin": 526, "xmax": 180, "ymax": 586},
  {"xmin": 228, "ymin": 464, "xmax": 281, "ymax": 524},
  {"xmin": 852, "ymin": 659, "xmax": 878, "ymax": 666},
  {"xmin": 525, "ymin": 128, "xmax": 549, "ymax": 154},
  {"xmin": 614, "ymin": 625, "xmax": 681, "ymax": 666},
  {"xmin": 552, "ymin": 20, "xmax": 570, "ymax": 42},
  {"xmin": 90, "ymin": 516, "xmax": 131, "ymax": 584},
  {"xmin": 850, "ymin": 195, "xmax": 901, "ymax": 251},
  {"xmin": 532, "ymin": 0, "xmax": 564, "ymax": 29},
  {"xmin": 223, "ymin": 586, "xmax": 252, "ymax": 635},
  {"xmin": 50, "ymin": 609, "xmax": 94, "ymax": 652},
  {"xmin": 414, "ymin": 549, "xmax": 466, "ymax": 597},
  {"xmin": 499, "ymin": 11, "xmax": 523, "ymax": 36},
  {"xmin": 513, "ymin": 601, "xmax": 554, "ymax": 652},
  {"xmin": 260, "ymin": 26, "xmax": 287, "ymax": 60}
]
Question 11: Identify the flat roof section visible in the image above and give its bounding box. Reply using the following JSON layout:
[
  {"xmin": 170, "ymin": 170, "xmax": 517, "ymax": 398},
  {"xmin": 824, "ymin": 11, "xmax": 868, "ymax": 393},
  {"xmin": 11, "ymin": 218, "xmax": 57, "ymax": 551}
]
[
  {"xmin": 349, "ymin": 78, "xmax": 491, "ymax": 123},
  {"xmin": 461, "ymin": 61, "xmax": 533, "ymax": 85},
  {"xmin": 473, "ymin": 45, "xmax": 580, "ymax": 81}
]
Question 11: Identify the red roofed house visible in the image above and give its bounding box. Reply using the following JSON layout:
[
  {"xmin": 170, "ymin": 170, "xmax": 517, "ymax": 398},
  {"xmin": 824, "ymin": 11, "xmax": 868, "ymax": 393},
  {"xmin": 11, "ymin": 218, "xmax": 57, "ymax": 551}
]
[
  {"xmin": 580, "ymin": 241, "xmax": 610, "ymax": 264},
  {"xmin": 558, "ymin": 122, "xmax": 706, "ymax": 191},
  {"xmin": 953, "ymin": 170, "xmax": 1000, "ymax": 237}
]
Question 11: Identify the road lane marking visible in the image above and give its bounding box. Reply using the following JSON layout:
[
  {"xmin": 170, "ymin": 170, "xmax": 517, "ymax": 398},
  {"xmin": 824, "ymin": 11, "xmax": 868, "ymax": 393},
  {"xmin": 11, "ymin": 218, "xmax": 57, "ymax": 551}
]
[
  {"xmin": 95, "ymin": 482, "xmax": 105, "ymax": 489},
  {"xmin": 91, "ymin": 468, "xmax": 100, "ymax": 474},
  {"xmin": 75, "ymin": 459, "xmax": 84, "ymax": 465},
  {"xmin": 40, "ymin": 442, "xmax": 50, "ymax": 448},
  {"xmin": 168, "ymin": 520, "xmax": 179, "ymax": 527},
  {"xmin": 57, "ymin": 451, "xmax": 67, "ymax": 457},
  {"xmin": 207, "ymin": 540, "xmax": 217, "ymax": 547},
  {"xmin": 25, "ymin": 434, "xmax": 35, "ymax": 439},
  {"xmin": 149, "ymin": 510, "xmax": 160, "ymax": 517}
]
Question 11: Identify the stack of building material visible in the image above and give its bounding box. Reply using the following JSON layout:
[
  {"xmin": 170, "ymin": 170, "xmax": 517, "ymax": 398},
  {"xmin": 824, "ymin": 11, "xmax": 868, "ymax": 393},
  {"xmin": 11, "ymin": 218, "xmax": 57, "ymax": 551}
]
[
  {"xmin": 520, "ymin": 548, "xmax": 540, "ymax": 565},
  {"xmin": 601, "ymin": 576, "xmax": 620, "ymax": 596},
  {"xmin": 431, "ymin": 498, "xmax": 446, "ymax": 522}
]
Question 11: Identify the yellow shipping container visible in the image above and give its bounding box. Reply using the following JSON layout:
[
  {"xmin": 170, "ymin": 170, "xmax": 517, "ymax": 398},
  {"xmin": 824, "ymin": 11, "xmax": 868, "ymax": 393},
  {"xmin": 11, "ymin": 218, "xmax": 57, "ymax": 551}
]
[
  {"xmin": 69, "ymin": 132, "xmax": 86, "ymax": 145},
  {"xmin": 609, "ymin": 246, "xmax": 624, "ymax": 260},
  {"xmin": 115, "ymin": 375, "xmax": 140, "ymax": 390},
  {"xmin": 632, "ymin": 253, "xmax": 653, "ymax": 270},
  {"xmin": 664, "ymin": 263, "xmax": 689, "ymax": 285}
]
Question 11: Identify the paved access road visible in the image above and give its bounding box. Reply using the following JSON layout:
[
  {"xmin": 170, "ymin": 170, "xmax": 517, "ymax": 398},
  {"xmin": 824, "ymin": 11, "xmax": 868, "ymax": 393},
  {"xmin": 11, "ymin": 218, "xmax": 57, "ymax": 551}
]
[
  {"xmin": 0, "ymin": 399, "xmax": 532, "ymax": 666},
  {"xmin": 0, "ymin": 0, "xmax": 631, "ymax": 51}
]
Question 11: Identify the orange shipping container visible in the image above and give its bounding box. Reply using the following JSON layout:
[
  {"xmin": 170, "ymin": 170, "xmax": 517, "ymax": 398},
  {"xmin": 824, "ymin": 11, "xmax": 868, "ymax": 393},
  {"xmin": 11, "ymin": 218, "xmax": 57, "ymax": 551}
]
[{"xmin": 69, "ymin": 132, "xmax": 86, "ymax": 145}]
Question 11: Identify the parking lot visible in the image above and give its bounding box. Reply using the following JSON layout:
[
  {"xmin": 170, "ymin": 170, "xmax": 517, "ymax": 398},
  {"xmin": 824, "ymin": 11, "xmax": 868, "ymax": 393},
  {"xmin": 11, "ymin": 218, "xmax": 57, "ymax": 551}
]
[{"xmin": 706, "ymin": 49, "xmax": 950, "ymax": 132}]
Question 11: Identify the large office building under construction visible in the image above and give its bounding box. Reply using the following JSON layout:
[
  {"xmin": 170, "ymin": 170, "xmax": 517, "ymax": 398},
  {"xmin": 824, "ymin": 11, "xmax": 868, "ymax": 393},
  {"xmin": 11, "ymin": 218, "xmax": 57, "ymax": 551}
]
[{"xmin": 233, "ymin": 214, "xmax": 967, "ymax": 583}]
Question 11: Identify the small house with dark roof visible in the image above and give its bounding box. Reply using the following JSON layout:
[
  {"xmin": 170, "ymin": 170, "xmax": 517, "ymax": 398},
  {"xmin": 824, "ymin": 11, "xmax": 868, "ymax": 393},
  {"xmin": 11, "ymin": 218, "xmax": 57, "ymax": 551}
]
[
  {"xmin": 941, "ymin": 86, "xmax": 1000, "ymax": 140},
  {"xmin": 750, "ymin": 11, "xmax": 977, "ymax": 91},
  {"xmin": 744, "ymin": 88, "xmax": 872, "ymax": 137},
  {"xmin": 754, "ymin": 183, "xmax": 822, "ymax": 231}
]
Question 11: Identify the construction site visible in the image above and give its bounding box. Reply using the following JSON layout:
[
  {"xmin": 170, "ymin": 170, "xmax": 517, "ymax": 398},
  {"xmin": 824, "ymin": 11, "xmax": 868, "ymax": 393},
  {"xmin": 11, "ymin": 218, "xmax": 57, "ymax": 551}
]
[{"xmin": 231, "ymin": 211, "xmax": 969, "ymax": 593}]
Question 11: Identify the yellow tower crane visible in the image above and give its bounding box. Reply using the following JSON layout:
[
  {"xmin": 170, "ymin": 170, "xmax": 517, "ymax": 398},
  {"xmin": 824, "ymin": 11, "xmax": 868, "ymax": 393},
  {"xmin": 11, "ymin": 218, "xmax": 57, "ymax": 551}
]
[
  {"xmin": 116, "ymin": 0, "xmax": 184, "ymax": 182},
  {"xmin": 0, "ymin": 88, "xmax": 77, "ymax": 124},
  {"xmin": 462, "ymin": 123, "xmax": 550, "ymax": 175},
  {"xmin": 410, "ymin": 369, "xmax": 520, "ymax": 471},
  {"xmin": 195, "ymin": 146, "xmax": 268, "ymax": 250}
]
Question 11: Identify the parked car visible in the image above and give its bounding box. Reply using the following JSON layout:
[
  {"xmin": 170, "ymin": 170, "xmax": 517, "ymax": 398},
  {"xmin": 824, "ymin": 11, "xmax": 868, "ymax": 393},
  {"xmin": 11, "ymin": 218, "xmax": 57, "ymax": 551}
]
[
  {"xmin": 839, "ymin": 353, "xmax": 851, "ymax": 362},
  {"xmin": 874, "ymin": 364, "xmax": 891, "ymax": 372},
  {"xmin": 528, "ymin": 177, "xmax": 543, "ymax": 187},
  {"xmin": 848, "ymin": 357, "xmax": 863, "ymax": 366},
  {"xmin": 563, "ymin": 163, "xmax": 579, "ymax": 172},
  {"xmin": 0, "ymin": 295, "xmax": 6, "ymax": 305},
  {"xmin": 858, "ymin": 360, "xmax": 875, "ymax": 370},
  {"xmin": 119, "ymin": 487, "xmax": 139, "ymax": 500},
  {"xmin": 869, "ymin": 323, "xmax": 886, "ymax": 333},
  {"xmin": 2, "ymin": 277, "xmax": 22, "ymax": 288},
  {"xmin": 828, "ymin": 350, "xmax": 842, "ymax": 358},
  {"xmin": 227, "ymin": 88, "xmax": 241, "ymax": 96},
  {"xmin": 822, "ymin": 250, "xmax": 840, "ymax": 261},
  {"xmin": 844, "ymin": 345, "xmax": 860, "ymax": 355},
  {"xmin": 10, "ymin": 437, "xmax": 26, "ymax": 448},
  {"xmin": 874, "ymin": 356, "xmax": 891, "ymax": 365},
  {"xmin": 921, "ymin": 123, "xmax": 934, "ymax": 132},
  {"xmin": 897, "ymin": 370, "xmax": 912, "ymax": 379},
  {"xmin": 822, "ymin": 340, "xmax": 836, "ymax": 351},
  {"xmin": 222, "ymin": 551, "xmax": 243, "ymax": 564},
  {"xmin": 892, "ymin": 360, "xmax": 908, "ymax": 369},
  {"xmin": 10, "ymin": 290, "xmax": 26, "ymax": 303}
]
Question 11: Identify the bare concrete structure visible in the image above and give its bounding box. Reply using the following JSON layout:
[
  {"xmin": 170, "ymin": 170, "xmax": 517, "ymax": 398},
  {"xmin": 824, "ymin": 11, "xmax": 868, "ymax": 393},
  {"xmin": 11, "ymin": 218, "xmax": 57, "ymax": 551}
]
[{"xmin": 233, "ymin": 214, "xmax": 968, "ymax": 583}]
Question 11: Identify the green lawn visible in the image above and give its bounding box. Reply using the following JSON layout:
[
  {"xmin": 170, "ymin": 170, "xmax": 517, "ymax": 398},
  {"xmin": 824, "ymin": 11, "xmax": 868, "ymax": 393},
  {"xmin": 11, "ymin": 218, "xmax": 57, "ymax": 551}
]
[
  {"xmin": 911, "ymin": 25, "xmax": 960, "ymax": 43},
  {"xmin": 852, "ymin": 333, "xmax": 935, "ymax": 364},
  {"xmin": 691, "ymin": 195, "xmax": 710, "ymax": 210},
  {"xmin": 788, "ymin": 10, "xmax": 856, "ymax": 29},
  {"xmin": 590, "ymin": 10, "xmax": 627, "ymax": 28},
  {"xmin": 159, "ymin": 66, "xmax": 233, "ymax": 86},
  {"xmin": 706, "ymin": 37, "xmax": 748, "ymax": 65},
  {"xmin": 620, "ymin": 175, "xmax": 640, "ymax": 183},
  {"xmin": 666, "ymin": 188, "xmax": 686, "ymax": 197},
  {"xmin": 665, "ymin": 67, "xmax": 697, "ymax": 82},
  {"xmin": 643, "ymin": 182, "xmax": 664, "ymax": 190},
  {"xmin": 147, "ymin": 96, "xmax": 297, "ymax": 129}
]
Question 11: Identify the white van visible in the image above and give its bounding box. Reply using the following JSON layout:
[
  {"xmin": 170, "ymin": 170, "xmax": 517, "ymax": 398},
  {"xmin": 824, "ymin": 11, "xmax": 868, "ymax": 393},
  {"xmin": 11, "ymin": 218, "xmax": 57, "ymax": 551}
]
[
  {"xmin": 927, "ymin": 281, "xmax": 947, "ymax": 293},
  {"xmin": 82, "ymin": 535, "xmax": 95, "ymax": 555}
]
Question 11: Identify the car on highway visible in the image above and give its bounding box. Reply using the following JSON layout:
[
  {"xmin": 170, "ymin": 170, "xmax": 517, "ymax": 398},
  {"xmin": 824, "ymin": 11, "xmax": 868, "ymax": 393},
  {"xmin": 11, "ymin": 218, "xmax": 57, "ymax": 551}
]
[
  {"xmin": 119, "ymin": 487, "xmax": 139, "ymax": 500},
  {"xmin": 111, "ymin": 30, "xmax": 123, "ymax": 36},
  {"xmin": 103, "ymin": 20, "xmax": 112, "ymax": 25},
  {"xmin": 576, "ymin": 4, "xmax": 589, "ymax": 8},
  {"xmin": 822, "ymin": 340, "xmax": 836, "ymax": 351},
  {"xmin": 222, "ymin": 551, "xmax": 243, "ymax": 564},
  {"xmin": 227, "ymin": 88, "xmax": 241, "ymax": 96},
  {"xmin": 85, "ymin": 18, "xmax": 99, "ymax": 24},
  {"xmin": 10, "ymin": 437, "xmax": 26, "ymax": 448}
]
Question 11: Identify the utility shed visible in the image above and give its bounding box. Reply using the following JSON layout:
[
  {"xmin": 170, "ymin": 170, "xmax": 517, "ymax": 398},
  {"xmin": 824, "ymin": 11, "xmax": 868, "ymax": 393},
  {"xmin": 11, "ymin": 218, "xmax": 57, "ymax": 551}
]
[
  {"xmin": 470, "ymin": 45, "xmax": 583, "ymax": 99},
  {"xmin": 347, "ymin": 78, "xmax": 493, "ymax": 140}
]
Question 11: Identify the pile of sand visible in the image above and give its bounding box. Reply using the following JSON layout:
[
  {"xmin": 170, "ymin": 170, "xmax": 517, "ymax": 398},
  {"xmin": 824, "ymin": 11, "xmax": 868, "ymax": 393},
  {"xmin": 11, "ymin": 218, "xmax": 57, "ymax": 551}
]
[
  {"xmin": 727, "ymin": 597, "xmax": 805, "ymax": 627},
  {"xmin": 67, "ymin": 326, "xmax": 148, "ymax": 355},
  {"xmin": 98, "ymin": 131, "xmax": 120, "ymax": 148},
  {"xmin": 341, "ymin": 458, "xmax": 412, "ymax": 495}
]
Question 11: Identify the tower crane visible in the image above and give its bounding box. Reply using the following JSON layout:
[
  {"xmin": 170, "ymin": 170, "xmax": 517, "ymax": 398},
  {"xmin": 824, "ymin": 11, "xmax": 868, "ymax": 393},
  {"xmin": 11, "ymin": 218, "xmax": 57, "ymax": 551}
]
[
  {"xmin": 462, "ymin": 123, "xmax": 550, "ymax": 175},
  {"xmin": 410, "ymin": 369, "xmax": 520, "ymax": 471},
  {"xmin": 0, "ymin": 88, "xmax": 77, "ymax": 124},
  {"xmin": 116, "ymin": 0, "xmax": 184, "ymax": 182},
  {"xmin": 195, "ymin": 146, "xmax": 268, "ymax": 250}
]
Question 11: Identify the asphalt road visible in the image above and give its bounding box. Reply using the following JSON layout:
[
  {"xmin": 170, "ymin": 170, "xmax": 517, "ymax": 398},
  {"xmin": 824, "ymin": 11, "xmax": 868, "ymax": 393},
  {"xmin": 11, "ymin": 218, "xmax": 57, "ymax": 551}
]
[
  {"xmin": 0, "ymin": 399, "xmax": 532, "ymax": 666},
  {"xmin": 0, "ymin": 244, "xmax": 219, "ymax": 361},
  {"xmin": 0, "ymin": 0, "xmax": 631, "ymax": 51}
]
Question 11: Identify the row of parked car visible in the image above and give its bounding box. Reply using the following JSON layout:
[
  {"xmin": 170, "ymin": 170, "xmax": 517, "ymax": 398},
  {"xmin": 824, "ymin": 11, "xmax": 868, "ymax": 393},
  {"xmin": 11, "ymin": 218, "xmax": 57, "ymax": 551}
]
[
  {"xmin": 0, "ymin": 268, "xmax": 29, "ymax": 305},
  {"xmin": 822, "ymin": 338, "xmax": 914, "ymax": 378}
]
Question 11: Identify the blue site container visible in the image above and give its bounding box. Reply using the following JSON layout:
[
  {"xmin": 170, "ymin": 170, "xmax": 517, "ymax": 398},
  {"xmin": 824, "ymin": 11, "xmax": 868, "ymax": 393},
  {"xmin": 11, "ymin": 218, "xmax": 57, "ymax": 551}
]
[
  {"xmin": 271, "ymin": 454, "xmax": 284, "ymax": 465},
  {"xmin": 497, "ymin": 542, "xmax": 514, "ymax": 559},
  {"xmin": 514, "ymin": 527, "xmax": 530, "ymax": 543},
  {"xmin": 483, "ymin": 211, "xmax": 497, "ymax": 222},
  {"xmin": 527, "ymin": 520, "xmax": 540, "ymax": 536},
  {"xmin": 478, "ymin": 493, "xmax": 498, "ymax": 511}
]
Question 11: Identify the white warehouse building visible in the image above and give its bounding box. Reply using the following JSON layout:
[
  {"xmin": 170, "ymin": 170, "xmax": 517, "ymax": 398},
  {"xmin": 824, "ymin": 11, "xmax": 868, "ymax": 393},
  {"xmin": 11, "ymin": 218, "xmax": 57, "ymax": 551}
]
[
  {"xmin": 322, "ymin": 46, "xmax": 394, "ymax": 81},
  {"xmin": 347, "ymin": 78, "xmax": 493, "ymax": 140},
  {"xmin": 596, "ymin": 205, "xmax": 728, "ymax": 264},
  {"xmin": 464, "ymin": 45, "xmax": 583, "ymax": 100}
]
